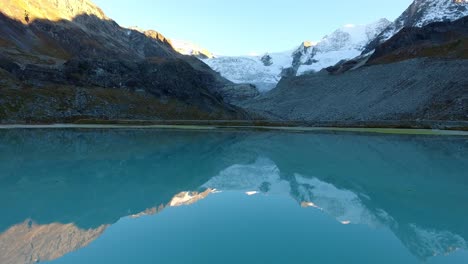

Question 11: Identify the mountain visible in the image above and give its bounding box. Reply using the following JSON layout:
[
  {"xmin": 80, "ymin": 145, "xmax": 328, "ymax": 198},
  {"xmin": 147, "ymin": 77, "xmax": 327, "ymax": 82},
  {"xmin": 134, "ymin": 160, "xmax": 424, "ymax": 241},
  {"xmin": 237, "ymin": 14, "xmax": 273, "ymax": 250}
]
[
  {"xmin": 203, "ymin": 0, "xmax": 468, "ymax": 94},
  {"xmin": 367, "ymin": 16, "xmax": 468, "ymax": 65},
  {"xmin": 293, "ymin": 18, "xmax": 391, "ymax": 75},
  {"xmin": 203, "ymin": 51, "xmax": 294, "ymax": 92},
  {"xmin": 242, "ymin": 17, "xmax": 468, "ymax": 124},
  {"xmin": 0, "ymin": 0, "xmax": 247, "ymax": 123},
  {"xmin": 171, "ymin": 40, "xmax": 215, "ymax": 59},
  {"xmin": 364, "ymin": 0, "xmax": 468, "ymax": 53},
  {"xmin": 202, "ymin": 19, "xmax": 390, "ymax": 92}
]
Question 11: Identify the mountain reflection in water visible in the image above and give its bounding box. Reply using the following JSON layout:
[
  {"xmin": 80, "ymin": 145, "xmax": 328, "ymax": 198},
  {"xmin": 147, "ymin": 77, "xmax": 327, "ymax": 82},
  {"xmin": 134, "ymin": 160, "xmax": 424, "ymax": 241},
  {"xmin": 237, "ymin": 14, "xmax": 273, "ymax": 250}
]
[{"xmin": 0, "ymin": 129, "xmax": 467, "ymax": 264}]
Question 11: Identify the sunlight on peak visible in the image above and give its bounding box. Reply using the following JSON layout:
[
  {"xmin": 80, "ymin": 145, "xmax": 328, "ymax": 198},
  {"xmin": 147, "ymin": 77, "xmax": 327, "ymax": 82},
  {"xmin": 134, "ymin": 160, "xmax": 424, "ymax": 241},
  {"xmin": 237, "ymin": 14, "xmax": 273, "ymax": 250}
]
[
  {"xmin": 302, "ymin": 41, "xmax": 317, "ymax": 48},
  {"xmin": 2, "ymin": 0, "xmax": 107, "ymax": 24}
]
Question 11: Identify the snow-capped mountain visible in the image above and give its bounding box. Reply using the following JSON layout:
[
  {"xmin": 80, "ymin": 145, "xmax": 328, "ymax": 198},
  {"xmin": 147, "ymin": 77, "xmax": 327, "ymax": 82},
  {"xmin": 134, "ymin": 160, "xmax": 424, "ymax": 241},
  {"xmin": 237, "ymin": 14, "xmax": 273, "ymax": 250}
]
[
  {"xmin": 171, "ymin": 40, "xmax": 215, "ymax": 59},
  {"xmin": 294, "ymin": 18, "xmax": 392, "ymax": 75},
  {"xmin": 203, "ymin": 51, "xmax": 294, "ymax": 92},
  {"xmin": 398, "ymin": 0, "xmax": 468, "ymax": 28},
  {"xmin": 365, "ymin": 0, "xmax": 468, "ymax": 52},
  {"xmin": 199, "ymin": 0, "xmax": 468, "ymax": 93},
  {"xmin": 202, "ymin": 19, "xmax": 390, "ymax": 91}
]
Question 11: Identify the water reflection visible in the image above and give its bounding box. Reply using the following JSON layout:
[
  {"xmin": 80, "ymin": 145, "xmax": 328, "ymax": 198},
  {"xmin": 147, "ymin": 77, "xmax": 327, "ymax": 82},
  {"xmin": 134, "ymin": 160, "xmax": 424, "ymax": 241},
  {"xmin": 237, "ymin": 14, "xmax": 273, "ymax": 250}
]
[
  {"xmin": 0, "ymin": 221, "xmax": 107, "ymax": 264},
  {"xmin": 0, "ymin": 129, "xmax": 467, "ymax": 263}
]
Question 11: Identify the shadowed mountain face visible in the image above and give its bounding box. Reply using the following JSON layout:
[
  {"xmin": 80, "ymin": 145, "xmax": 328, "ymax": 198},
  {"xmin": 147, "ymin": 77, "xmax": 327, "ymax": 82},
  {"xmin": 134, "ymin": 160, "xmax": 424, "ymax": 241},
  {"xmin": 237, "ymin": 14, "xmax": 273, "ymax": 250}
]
[
  {"xmin": 0, "ymin": 1, "xmax": 245, "ymax": 122},
  {"xmin": 368, "ymin": 16, "xmax": 468, "ymax": 64},
  {"xmin": 0, "ymin": 129, "xmax": 467, "ymax": 263}
]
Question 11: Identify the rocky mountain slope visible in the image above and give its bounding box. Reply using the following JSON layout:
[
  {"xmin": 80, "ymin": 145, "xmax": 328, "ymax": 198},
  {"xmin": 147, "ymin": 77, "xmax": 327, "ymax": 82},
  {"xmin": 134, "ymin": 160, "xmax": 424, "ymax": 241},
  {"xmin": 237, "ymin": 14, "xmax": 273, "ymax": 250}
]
[
  {"xmin": 242, "ymin": 17, "xmax": 468, "ymax": 123},
  {"xmin": 368, "ymin": 16, "xmax": 468, "ymax": 64},
  {"xmin": 0, "ymin": 0, "xmax": 247, "ymax": 123},
  {"xmin": 364, "ymin": 0, "xmax": 468, "ymax": 52}
]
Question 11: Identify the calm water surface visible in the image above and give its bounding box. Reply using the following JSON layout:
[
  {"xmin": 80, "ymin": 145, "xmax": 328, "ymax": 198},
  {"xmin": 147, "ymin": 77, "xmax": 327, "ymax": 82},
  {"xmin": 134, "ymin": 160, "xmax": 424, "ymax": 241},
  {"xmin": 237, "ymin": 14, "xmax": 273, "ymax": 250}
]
[{"xmin": 0, "ymin": 129, "xmax": 467, "ymax": 264}]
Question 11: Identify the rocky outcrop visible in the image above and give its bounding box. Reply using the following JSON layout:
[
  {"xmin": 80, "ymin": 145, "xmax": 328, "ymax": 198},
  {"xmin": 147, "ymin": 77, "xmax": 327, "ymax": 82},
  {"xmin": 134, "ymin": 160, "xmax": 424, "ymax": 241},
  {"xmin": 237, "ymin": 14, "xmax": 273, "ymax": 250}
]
[
  {"xmin": 217, "ymin": 84, "xmax": 260, "ymax": 104},
  {"xmin": 260, "ymin": 54, "xmax": 273, "ymax": 66}
]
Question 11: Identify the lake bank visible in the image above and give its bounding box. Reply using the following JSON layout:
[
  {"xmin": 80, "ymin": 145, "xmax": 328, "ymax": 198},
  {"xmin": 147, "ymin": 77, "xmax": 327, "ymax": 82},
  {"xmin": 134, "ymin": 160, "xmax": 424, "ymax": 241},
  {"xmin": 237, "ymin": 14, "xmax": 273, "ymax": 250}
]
[{"xmin": 1, "ymin": 120, "xmax": 468, "ymax": 136}]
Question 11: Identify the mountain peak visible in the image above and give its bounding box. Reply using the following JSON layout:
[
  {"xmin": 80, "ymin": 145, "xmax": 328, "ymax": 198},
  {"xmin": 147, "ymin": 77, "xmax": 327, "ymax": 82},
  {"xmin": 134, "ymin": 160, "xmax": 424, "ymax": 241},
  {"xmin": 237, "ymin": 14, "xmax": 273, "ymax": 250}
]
[
  {"xmin": 293, "ymin": 18, "xmax": 391, "ymax": 75},
  {"xmin": 302, "ymin": 41, "xmax": 317, "ymax": 48},
  {"xmin": 364, "ymin": 0, "xmax": 468, "ymax": 52},
  {"xmin": 396, "ymin": 0, "xmax": 468, "ymax": 28},
  {"xmin": 170, "ymin": 40, "xmax": 215, "ymax": 59},
  {"xmin": 1, "ymin": 0, "xmax": 107, "ymax": 23}
]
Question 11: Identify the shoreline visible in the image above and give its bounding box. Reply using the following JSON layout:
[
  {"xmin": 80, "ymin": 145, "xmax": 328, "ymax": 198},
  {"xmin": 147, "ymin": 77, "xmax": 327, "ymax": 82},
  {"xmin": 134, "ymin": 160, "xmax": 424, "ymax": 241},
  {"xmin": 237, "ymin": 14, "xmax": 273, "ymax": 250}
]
[{"xmin": 0, "ymin": 122, "xmax": 468, "ymax": 136}]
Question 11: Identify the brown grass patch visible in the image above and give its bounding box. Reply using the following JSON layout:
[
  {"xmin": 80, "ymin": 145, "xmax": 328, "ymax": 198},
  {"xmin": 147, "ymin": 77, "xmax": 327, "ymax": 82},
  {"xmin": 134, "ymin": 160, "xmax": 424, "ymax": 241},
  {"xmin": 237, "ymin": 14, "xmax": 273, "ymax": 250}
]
[
  {"xmin": 0, "ymin": 86, "xmax": 234, "ymax": 123},
  {"xmin": 369, "ymin": 38, "xmax": 468, "ymax": 65}
]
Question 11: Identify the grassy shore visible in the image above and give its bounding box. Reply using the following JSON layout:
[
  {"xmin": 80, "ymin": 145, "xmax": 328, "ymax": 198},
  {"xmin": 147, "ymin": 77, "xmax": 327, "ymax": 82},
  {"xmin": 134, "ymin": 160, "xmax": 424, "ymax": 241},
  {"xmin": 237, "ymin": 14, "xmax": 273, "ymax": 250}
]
[{"xmin": 0, "ymin": 119, "xmax": 467, "ymax": 136}]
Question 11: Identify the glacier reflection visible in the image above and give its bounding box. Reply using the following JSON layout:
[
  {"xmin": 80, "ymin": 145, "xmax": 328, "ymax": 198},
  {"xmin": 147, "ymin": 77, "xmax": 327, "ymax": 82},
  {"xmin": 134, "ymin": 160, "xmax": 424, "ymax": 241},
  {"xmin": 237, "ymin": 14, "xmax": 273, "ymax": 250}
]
[
  {"xmin": 203, "ymin": 157, "xmax": 468, "ymax": 260},
  {"xmin": 0, "ymin": 129, "xmax": 466, "ymax": 263}
]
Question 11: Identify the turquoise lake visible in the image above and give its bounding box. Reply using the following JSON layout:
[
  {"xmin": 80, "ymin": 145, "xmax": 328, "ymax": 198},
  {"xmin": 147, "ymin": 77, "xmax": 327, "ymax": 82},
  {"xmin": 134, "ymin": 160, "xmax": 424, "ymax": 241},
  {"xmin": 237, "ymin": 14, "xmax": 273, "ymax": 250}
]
[{"xmin": 0, "ymin": 128, "xmax": 467, "ymax": 264}]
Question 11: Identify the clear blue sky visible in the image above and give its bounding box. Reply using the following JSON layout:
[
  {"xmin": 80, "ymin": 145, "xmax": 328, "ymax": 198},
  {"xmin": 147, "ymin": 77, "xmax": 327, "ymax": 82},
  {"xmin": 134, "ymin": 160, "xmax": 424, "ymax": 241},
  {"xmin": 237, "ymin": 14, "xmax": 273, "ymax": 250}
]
[{"xmin": 93, "ymin": 0, "xmax": 413, "ymax": 56}]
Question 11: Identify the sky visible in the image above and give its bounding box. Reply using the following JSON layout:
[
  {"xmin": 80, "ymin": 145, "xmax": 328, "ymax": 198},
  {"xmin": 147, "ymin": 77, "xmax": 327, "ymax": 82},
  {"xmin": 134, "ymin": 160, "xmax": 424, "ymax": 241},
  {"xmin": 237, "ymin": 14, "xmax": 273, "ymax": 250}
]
[{"xmin": 93, "ymin": 0, "xmax": 414, "ymax": 56}]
